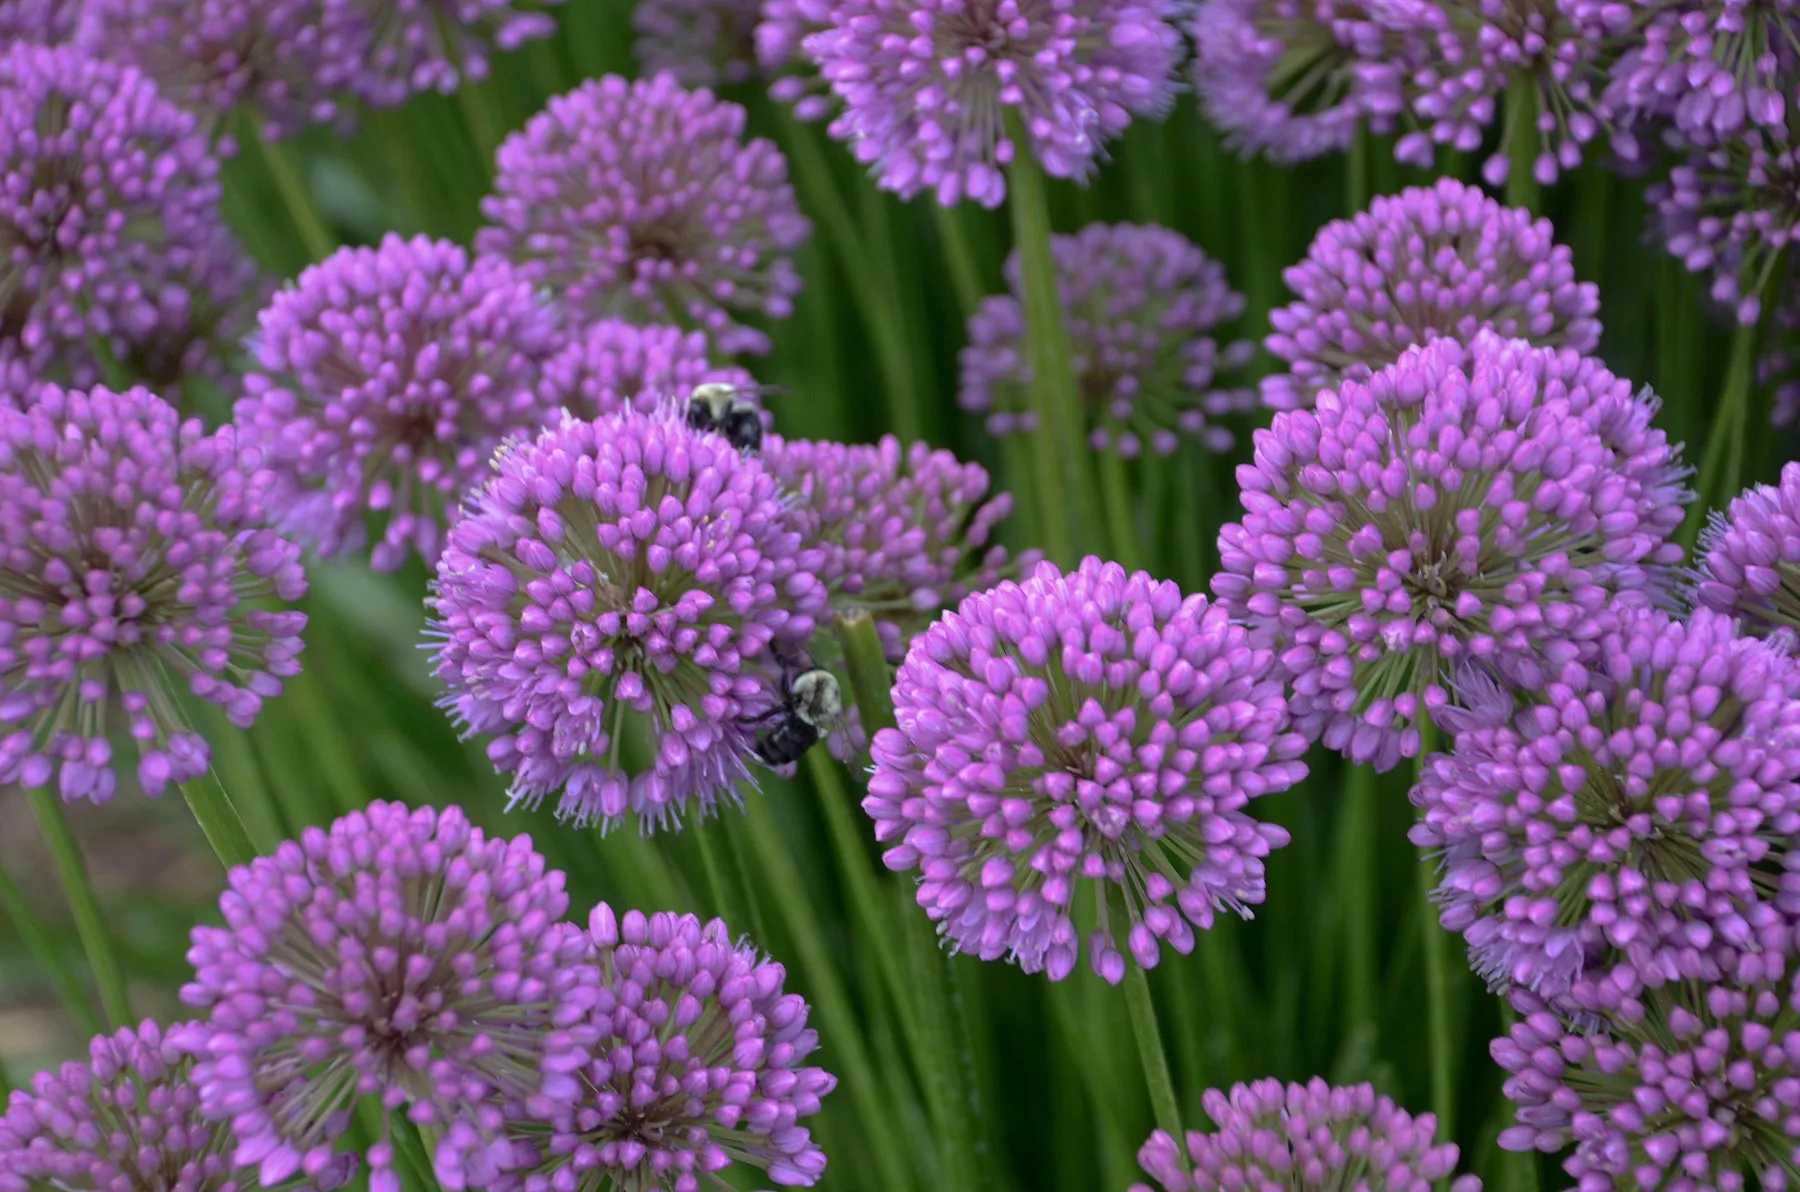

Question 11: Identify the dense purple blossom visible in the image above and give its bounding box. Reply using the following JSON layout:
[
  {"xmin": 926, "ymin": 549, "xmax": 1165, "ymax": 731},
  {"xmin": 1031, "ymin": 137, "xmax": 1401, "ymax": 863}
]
[
  {"xmin": 866, "ymin": 557, "xmax": 1306, "ymax": 983},
  {"xmin": 1130, "ymin": 1078, "xmax": 1481, "ymax": 1192},
  {"xmin": 179, "ymin": 802, "xmax": 596, "ymax": 1192},
  {"xmin": 0, "ymin": 1019, "xmax": 354, "ymax": 1192},
  {"xmin": 1190, "ymin": 0, "xmax": 1428, "ymax": 163},
  {"xmin": 477, "ymin": 73, "xmax": 808, "ymax": 358},
  {"xmin": 74, "ymin": 0, "xmax": 366, "ymax": 139},
  {"xmin": 1496, "ymin": 975, "xmax": 1800, "ymax": 1187},
  {"xmin": 632, "ymin": 0, "xmax": 762, "ymax": 87},
  {"xmin": 1695, "ymin": 462, "xmax": 1800, "ymax": 635},
  {"xmin": 497, "ymin": 901, "xmax": 836, "ymax": 1189},
  {"xmin": 232, "ymin": 234, "xmax": 564, "ymax": 572},
  {"xmin": 0, "ymin": 0, "xmax": 80, "ymax": 42},
  {"xmin": 1263, "ymin": 179, "xmax": 1601, "ymax": 413},
  {"xmin": 429, "ymin": 406, "xmax": 827, "ymax": 832},
  {"xmin": 0, "ymin": 385, "xmax": 306, "ymax": 803},
  {"xmin": 1215, "ymin": 334, "xmax": 1689, "ymax": 772},
  {"xmin": 0, "ymin": 42, "xmax": 255, "ymax": 388},
  {"xmin": 959, "ymin": 222, "xmax": 1253, "ymax": 456},
  {"xmin": 1412, "ymin": 606, "xmax": 1800, "ymax": 1007},
  {"xmin": 543, "ymin": 319, "xmax": 756, "ymax": 422},
  {"xmin": 1652, "ymin": 132, "xmax": 1800, "ymax": 324},
  {"xmin": 353, "ymin": 0, "xmax": 564, "ymax": 104},
  {"xmin": 805, "ymin": 0, "xmax": 1184, "ymax": 208}
]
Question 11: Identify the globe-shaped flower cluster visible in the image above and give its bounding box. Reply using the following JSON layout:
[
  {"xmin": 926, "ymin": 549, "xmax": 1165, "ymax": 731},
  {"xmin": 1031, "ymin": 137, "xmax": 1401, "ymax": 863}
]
[{"xmin": 1694, "ymin": 460, "xmax": 1800, "ymax": 636}]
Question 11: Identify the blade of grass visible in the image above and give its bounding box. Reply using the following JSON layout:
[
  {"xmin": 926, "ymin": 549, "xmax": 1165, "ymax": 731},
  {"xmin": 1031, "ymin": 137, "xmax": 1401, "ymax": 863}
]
[
  {"xmin": 1502, "ymin": 76, "xmax": 1540, "ymax": 213},
  {"xmin": 251, "ymin": 129, "xmax": 337, "ymax": 262},
  {"xmin": 177, "ymin": 771, "xmax": 259, "ymax": 869},
  {"xmin": 1095, "ymin": 448, "xmax": 1142, "ymax": 571},
  {"xmin": 0, "ymin": 852, "xmax": 101, "ymax": 1036},
  {"xmin": 24, "ymin": 786, "xmax": 130, "ymax": 1029}
]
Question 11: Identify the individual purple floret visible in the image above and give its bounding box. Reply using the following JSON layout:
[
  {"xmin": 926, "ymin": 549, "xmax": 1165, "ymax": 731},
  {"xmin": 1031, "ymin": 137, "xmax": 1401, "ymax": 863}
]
[
  {"xmin": 1651, "ymin": 132, "xmax": 1800, "ymax": 324},
  {"xmin": 1695, "ymin": 461, "xmax": 1800, "ymax": 636},
  {"xmin": 1262, "ymin": 179, "xmax": 1602, "ymax": 413},
  {"xmin": 1411, "ymin": 606, "xmax": 1800, "ymax": 1006},
  {"xmin": 477, "ymin": 73, "xmax": 809, "ymax": 358},
  {"xmin": 354, "ymin": 0, "xmax": 563, "ymax": 104},
  {"xmin": 866, "ymin": 557, "xmax": 1307, "ymax": 983},
  {"xmin": 1215, "ymin": 334, "xmax": 1689, "ymax": 772},
  {"xmin": 0, "ymin": 1019, "xmax": 354, "ymax": 1192},
  {"xmin": 1129, "ymin": 1078, "xmax": 1481, "ymax": 1192},
  {"xmin": 179, "ymin": 801, "xmax": 597, "ymax": 1192},
  {"xmin": 74, "ymin": 0, "xmax": 367, "ymax": 139},
  {"xmin": 233, "ymin": 234, "xmax": 564, "ymax": 572},
  {"xmin": 632, "ymin": 0, "xmax": 762, "ymax": 87},
  {"xmin": 1190, "ymin": 0, "xmax": 1428, "ymax": 164},
  {"xmin": 498, "ymin": 901, "xmax": 836, "ymax": 1189},
  {"xmin": 543, "ymin": 319, "xmax": 757, "ymax": 422},
  {"xmin": 1495, "ymin": 975, "xmax": 1800, "ymax": 1187},
  {"xmin": 959, "ymin": 222, "xmax": 1255, "ymax": 457},
  {"xmin": 0, "ymin": 385, "xmax": 307, "ymax": 804},
  {"xmin": 0, "ymin": 42, "xmax": 254, "ymax": 386},
  {"xmin": 0, "ymin": 0, "xmax": 80, "ymax": 41},
  {"xmin": 805, "ymin": 0, "xmax": 1184, "ymax": 208},
  {"xmin": 428, "ymin": 406, "xmax": 827, "ymax": 832}
]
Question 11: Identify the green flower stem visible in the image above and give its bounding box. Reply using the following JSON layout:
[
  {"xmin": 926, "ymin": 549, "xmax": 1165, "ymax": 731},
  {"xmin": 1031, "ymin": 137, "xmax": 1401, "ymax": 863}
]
[
  {"xmin": 934, "ymin": 205, "xmax": 985, "ymax": 320},
  {"xmin": 835, "ymin": 612, "xmax": 899, "ymax": 736},
  {"xmin": 456, "ymin": 83, "xmax": 504, "ymax": 168},
  {"xmin": 1095, "ymin": 448, "xmax": 1142, "ymax": 572},
  {"xmin": 177, "ymin": 772, "xmax": 259, "ymax": 869},
  {"xmin": 1000, "ymin": 435, "xmax": 1047, "ymax": 556},
  {"xmin": 0, "ymin": 848, "xmax": 101, "ymax": 1036},
  {"xmin": 253, "ymin": 131, "xmax": 336, "ymax": 263},
  {"xmin": 1503, "ymin": 75, "xmax": 1540, "ymax": 213},
  {"xmin": 1681, "ymin": 316, "xmax": 1759, "ymax": 552},
  {"xmin": 1125, "ymin": 964, "xmax": 1185, "ymax": 1139},
  {"xmin": 24, "ymin": 785, "xmax": 130, "ymax": 1029},
  {"xmin": 1007, "ymin": 117, "xmax": 1103, "ymax": 566},
  {"xmin": 1414, "ymin": 717, "xmax": 1457, "ymax": 1136},
  {"xmin": 1338, "ymin": 764, "xmax": 1379, "ymax": 1034}
]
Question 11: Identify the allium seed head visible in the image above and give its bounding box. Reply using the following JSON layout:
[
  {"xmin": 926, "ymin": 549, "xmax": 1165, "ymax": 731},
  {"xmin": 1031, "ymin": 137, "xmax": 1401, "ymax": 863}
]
[
  {"xmin": 1129, "ymin": 1078, "xmax": 1481, "ymax": 1192},
  {"xmin": 1215, "ymin": 333, "xmax": 1690, "ymax": 772},
  {"xmin": 497, "ymin": 901, "xmax": 837, "ymax": 1190},
  {"xmin": 959, "ymin": 222, "xmax": 1254, "ymax": 458},
  {"xmin": 178, "ymin": 802, "xmax": 597, "ymax": 1192},
  {"xmin": 806, "ymin": 0, "xmax": 1185, "ymax": 208},
  {"xmin": 428, "ymin": 406, "xmax": 828, "ymax": 833},
  {"xmin": 543, "ymin": 319, "xmax": 756, "ymax": 423},
  {"xmin": 0, "ymin": 384, "xmax": 307, "ymax": 803},
  {"xmin": 1262, "ymin": 179, "xmax": 1601, "ymax": 414},
  {"xmin": 232, "ymin": 234, "xmax": 565, "ymax": 572},
  {"xmin": 867, "ymin": 557, "xmax": 1307, "ymax": 983},
  {"xmin": 632, "ymin": 0, "xmax": 763, "ymax": 87},
  {"xmin": 1695, "ymin": 462, "xmax": 1800, "ymax": 637},
  {"xmin": 477, "ymin": 73, "xmax": 809, "ymax": 358}
]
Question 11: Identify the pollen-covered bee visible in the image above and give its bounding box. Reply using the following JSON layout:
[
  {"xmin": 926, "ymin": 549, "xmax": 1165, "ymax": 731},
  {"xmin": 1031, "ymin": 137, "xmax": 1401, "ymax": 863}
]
[
  {"xmin": 685, "ymin": 382, "xmax": 764, "ymax": 453},
  {"xmin": 750, "ymin": 667, "xmax": 842, "ymax": 767}
]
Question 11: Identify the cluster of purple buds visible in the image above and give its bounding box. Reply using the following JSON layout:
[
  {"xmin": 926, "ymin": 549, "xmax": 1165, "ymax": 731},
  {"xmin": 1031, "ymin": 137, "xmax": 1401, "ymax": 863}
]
[
  {"xmin": 1263, "ymin": 179, "xmax": 1601, "ymax": 413},
  {"xmin": 1130, "ymin": 1078, "xmax": 1481, "ymax": 1191},
  {"xmin": 1215, "ymin": 333, "xmax": 1689, "ymax": 772},
  {"xmin": 1694, "ymin": 460, "xmax": 1800, "ymax": 636},
  {"xmin": 632, "ymin": 0, "xmax": 763, "ymax": 87},
  {"xmin": 178, "ymin": 801, "xmax": 597, "ymax": 1192},
  {"xmin": 757, "ymin": 0, "xmax": 835, "ymax": 121},
  {"xmin": 866, "ymin": 557, "xmax": 1307, "ymax": 983},
  {"xmin": 960, "ymin": 222, "xmax": 1255, "ymax": 457},
  {"xmin": 477, "ymin": 73, "xmax": 809, "ymax": 358},
  {"xmin": 497, "ymin": 901, "xmax": 836, "ymax": 1189},
  {"xmin": 1651, "ymin": 130, "xmax": 1800, "ymax": 324},
  {"xmin": 0, "ymin": 0, "xmax": 79, "ymax": 43},
  {"xmin": 232, "ymin": 233, "xmax": 565, "ymax": 572},
  {"xmin": 0, "ymin": 384, "xmax": 307, "ymax": 803},
  {"xmin": 1412, "ymin": 606, "xmax": 1800, "ymax": 1007},
  {"xmin": 354, "ymin": 0, "xmax": 565, "ymax": 104},
  {"xmin": 428, "ymin": 405, "xmax": 827, "ymax": 833},
  {"xmin": 543, "ymin": 319, "xmax": 757, "ymax": 422},
  {"xmin": 804, "ymin": 0, "xmax": 1184, "ymax": 208}
]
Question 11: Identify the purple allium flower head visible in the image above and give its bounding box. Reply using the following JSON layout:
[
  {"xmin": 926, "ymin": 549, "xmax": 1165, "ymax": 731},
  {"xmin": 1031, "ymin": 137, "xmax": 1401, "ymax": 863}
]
[
  {"xmin": 543, "ymin": 319, "xmax": 757, "ymax": 422},
  {"xmin": 959, "ymin": 222, "xmax": 1255, "ymax": 458},
  {"xmin": 1215, "ymin": 333, "xmax": 1690, "ymax": 772},
  {"xmin": 232, "ymin": 234, "xmax": 564, "ymax": 573},
  {"xmin": 1262, "ymin": 179, "xmax": 1602, "ymax": 414},
  {"xmin": 0, "ymin": 0, "xmax": 80, "ymax": 42},
  {"xmin": 0, "ymin": 42, "xmax": 252, "ymax": 384},
  {"xmin": 498, "ymin": 901, "xmax": 837, "ymax": 1189},
  {"xmin": 1495, "ymin": 975, "xmax": 1800, "ymax": 1187},
  {"xmin": 179, "ymin": 801, "xmax": 597, "ymax": 1192},
  {"xmin": 805, "ymin": 0, "xmax": 1185, "ymax": 208},
  {"xmin": 0, "ymin": 384, "xmax": 307, "ymax": 804},
  {"xmin": 352, "ymin": 0, "xmax": 563, "ymax": 105},
  {"xmin": 1411, "ymin": 605, "xmax": 1800, "ymax": 1006},
  {"xmin": 1651, "ymin": 131, "xmax": 1800, "ymax": 325},
  {"xmin": 74, "ymin": 0, "xmax": 367, "ymax": 139},
  {"xmin": 1190, "ymin": 0, "xmax": 1429, "ymax": 163},
  {"xmin": 428, "ymin": 406, "xmax": 828, "ymax": 833},
  {"xmin": 0, "ymin": 1019, "xmax": 355, "ymax": 1192},
  {"xmin": 1695, "ymin": 461, "xmax": 1800, "ymax": 636},
  {"xmin": 633, "ymin": 0, "xmax": 762, "ymax": 87},
  {"xmin": 1128, "ymin": 1078, "xmax": 1481, "ymax": 1192},
  {"xmin": 477, "ymin": 73, "xmax": 809, "ymax": 358},
  {"xmin": 866, "ymin": 557, "xmax": 1307, "ymax": 983}
]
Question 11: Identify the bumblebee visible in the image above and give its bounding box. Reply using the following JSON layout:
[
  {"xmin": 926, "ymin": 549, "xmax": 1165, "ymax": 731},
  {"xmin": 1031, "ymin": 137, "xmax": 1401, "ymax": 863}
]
[{"xmin": 685, "ymin": 382, "xmax": 764, "ymax": 453}]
